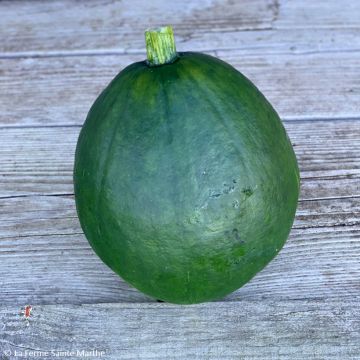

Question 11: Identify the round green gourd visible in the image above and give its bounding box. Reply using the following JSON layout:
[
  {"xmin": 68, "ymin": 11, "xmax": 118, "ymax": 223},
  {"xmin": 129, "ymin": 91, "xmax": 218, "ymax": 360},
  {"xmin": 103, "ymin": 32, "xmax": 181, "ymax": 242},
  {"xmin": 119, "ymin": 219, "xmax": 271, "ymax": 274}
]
[{"xmin": 74, "ymin": 26, "xmax": 300, "ymax": 304}]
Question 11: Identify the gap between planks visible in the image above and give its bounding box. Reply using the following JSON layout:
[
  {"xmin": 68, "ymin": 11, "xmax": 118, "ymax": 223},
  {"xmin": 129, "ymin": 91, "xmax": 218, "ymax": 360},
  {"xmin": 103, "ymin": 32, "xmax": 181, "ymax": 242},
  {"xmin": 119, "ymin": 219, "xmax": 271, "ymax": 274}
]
[{"xmin": 2, "ymin": 46, "xmax": 360, "ymax": 60}]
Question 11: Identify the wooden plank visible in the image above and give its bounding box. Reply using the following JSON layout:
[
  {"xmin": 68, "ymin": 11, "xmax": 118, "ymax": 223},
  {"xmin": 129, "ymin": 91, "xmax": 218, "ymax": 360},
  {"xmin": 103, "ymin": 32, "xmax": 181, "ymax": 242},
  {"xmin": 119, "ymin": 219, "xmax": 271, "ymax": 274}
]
[
  {"xmin": 0, "ymin": 194, "xmax": 359, "ymax": 305},
  {"xmin": 0, "ymin": 120, "xmax": 359, "ymax": 305},
  {"xmin": 215, "ymin": 52, "xmax": 360, "ymax": 122},
  {"xmin": 1, "ymin": 51, "xmax": 360, "ymax": 128},
  {"xmin": 1, "ymin": 300, "xmax": 359, "ymax": 359},
  {"xmin": 1, "ymin": 120, "xmax": 359, "ymax": 199},
  {"xmin": 1, "ymin": 0, "xmax": 359, "ymax": 55},
  {"xmin": 1, "ymin": 1, "xmax": 359, "ymax": 126},
  {"xmin": 0, "ymin": 195, "xmax": 152, "ymax": 305},
  {"xmin": 276, "ymin": 0, "xmax": 360, "ymax": 29},
  {"xmin": 0, "ymin": 0, "xmax": 276, "ymax": 54},
  {"xmin": 180, "ymin": 28, "xmax": 360, "ymax": 56},
  {"xmin": 3, "ymin": 27, "xmax": 359, "ymax": 60},
  {"xmin": 0, "ymin": 1, "xmax": 358, "ymax": 354},
  {"xmin": 0, "ymin": 0, "xmax": 274, "ymax": 55}
]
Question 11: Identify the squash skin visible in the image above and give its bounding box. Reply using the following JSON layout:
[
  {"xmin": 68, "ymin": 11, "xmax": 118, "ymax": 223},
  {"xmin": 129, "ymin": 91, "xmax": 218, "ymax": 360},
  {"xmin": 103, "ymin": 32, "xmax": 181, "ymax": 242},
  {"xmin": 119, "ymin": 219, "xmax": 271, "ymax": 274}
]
[{"xmin": 74, "ymin": 52, "xmax": 300, "ymax": 304}]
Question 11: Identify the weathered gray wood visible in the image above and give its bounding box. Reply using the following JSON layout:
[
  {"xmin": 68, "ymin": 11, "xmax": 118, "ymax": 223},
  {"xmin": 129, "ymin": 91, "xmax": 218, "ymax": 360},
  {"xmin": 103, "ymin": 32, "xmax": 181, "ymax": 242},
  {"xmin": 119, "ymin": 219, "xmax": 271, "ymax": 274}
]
[
  {"xmin": 0, "ymin": 119, "xmax": 359, "ymax": 305},
  {"xmin": 1, "ymin": 193, "xmax": 360, "ymax": 305},
  {"xmin": 1, "ymin": 0, "xmax": 360, "ymax": 128},
  {"xmin": 1, "ymin": 300, "xmax": 359, "ymax": 359},
  {"xmin": 1, "ymin": 0, "xmax": 359, "ymax": 356},
  {"xmin": 1, "ymin": 120, "xmax": 359, "ymax": 198},
  {"xmin": 1, "ymin": 0, "xmax": 359, "ymax": 127},
  {"xmin": 1, "ymin": 2, "xmax": 360, "ymax": 126},
  {"xmin": 0, "ymin": 0, "xmax": 279, "ymax": 54},
  {"xmin": 276, "ymin": 0, "xmax": 360, "ymax": 29},
  {"xmin": 1, "ymin": 51, "xmax": 360, "ymax": 127},
  {"xmin": 1, "ymin": 0, "xmax": 359, "ymax": 55}
]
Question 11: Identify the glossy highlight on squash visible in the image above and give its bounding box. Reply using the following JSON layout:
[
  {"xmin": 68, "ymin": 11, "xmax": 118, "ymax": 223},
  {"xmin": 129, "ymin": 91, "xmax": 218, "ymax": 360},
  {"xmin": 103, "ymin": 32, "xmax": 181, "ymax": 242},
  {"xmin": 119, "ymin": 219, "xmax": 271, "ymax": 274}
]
[{"xmin": 74, "ymin": 26, "xmax": 300, "ymax": 304}]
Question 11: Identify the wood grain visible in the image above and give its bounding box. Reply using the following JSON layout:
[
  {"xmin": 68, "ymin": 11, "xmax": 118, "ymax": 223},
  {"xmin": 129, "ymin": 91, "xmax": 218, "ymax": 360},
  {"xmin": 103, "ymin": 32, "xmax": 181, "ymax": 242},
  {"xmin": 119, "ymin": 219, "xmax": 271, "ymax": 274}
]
[
  {"xmin": 276, "ymin": 0, "xmax": 360, "ymax": 29},
  {"xmin": 1, "ymin": 51, "xmax": 360, "ymax": 128},
  {"xmin": 1, "ymin": 0, "xmax": 360, "ymax": 127},
  {"xmin": 1, "ymin": 193, "xmax": 360, "ymax": 305},
  {"xmin": 0, "ymin": 0, "xmax": 278, "ymax": 54},
  {"xmin": 1, "ymin": 300, "xmax": 360, "ymax": 359},
  {"xmin": 1, "ymin": 0, "xmax": 360, "ymax": 356},
  {"xmin": 1, "ymin": 120, "xmax": 359, "ymax": 199},
  {"xmin": 0, "ymin": 119, "xmax": 359, "ymax": 305},
  {"xmin": 1, "ymin": 0, "xmax": 360, "ymax": 55}
]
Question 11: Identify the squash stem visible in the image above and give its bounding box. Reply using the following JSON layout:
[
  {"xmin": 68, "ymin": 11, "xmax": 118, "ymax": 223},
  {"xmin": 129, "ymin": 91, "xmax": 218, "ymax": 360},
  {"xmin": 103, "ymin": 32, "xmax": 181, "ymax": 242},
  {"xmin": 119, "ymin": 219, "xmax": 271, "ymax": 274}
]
[{"xmin": 145, "ymin": 26, "xmax": 178, "ymax": 66}]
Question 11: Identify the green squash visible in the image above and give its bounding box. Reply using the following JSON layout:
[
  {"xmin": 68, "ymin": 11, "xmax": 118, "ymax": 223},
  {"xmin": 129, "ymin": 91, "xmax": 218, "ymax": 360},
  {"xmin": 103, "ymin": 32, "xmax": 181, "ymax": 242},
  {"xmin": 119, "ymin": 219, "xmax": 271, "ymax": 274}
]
[{"xmin": 74, "ymin": 26, "xmax": 300, "ymax": 304}]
